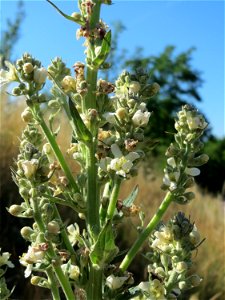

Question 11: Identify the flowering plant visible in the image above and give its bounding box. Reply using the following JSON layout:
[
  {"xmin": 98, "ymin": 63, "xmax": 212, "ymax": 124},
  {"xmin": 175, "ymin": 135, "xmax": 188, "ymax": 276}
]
[{"xmin": 1, "ymin": 1, "xmax": 208, "ymax": 299}]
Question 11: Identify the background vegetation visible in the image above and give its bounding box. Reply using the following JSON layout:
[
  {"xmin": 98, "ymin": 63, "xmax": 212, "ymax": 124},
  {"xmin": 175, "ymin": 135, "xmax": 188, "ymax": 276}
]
[{"xmin": 0, "ymin": 3, "xmax": 224, "ymax": 299}]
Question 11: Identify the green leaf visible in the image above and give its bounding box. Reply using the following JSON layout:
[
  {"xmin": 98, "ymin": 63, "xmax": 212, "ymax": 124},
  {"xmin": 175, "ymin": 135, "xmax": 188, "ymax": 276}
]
[
  {"xmin": 69, "ymin": 97, "xmax": 92, "ymax": 143},
  {"xmin": 90, "ymin": 221, "xmax": 119, "ymax": 269},
  {"xmin": 47, "ymin": 0, "xmax": 85, "ymax": 26},
  {"xmin": 92, "ymin": 31, "xmax": 111, "ymax": 68},
  {"xmin": 123, "ymin": 185, "xmax": 139, "ymax": 207}
]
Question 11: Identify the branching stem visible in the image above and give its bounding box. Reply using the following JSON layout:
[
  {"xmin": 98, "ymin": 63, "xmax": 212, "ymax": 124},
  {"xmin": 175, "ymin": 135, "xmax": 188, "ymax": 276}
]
[{"xmin": 119, "ymin": 192, "xmax": 174, "ymax": 272}]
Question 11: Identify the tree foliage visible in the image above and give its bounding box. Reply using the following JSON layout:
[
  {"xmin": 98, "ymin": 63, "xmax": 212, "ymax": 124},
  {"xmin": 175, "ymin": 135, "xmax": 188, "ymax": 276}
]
[{"xmin": 0, "ymin": 0, "xmax": 25, "ymax": 68}]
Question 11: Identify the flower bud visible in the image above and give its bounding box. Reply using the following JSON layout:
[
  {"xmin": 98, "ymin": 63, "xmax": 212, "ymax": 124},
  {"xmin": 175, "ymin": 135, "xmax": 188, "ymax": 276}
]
[
  {"xmin": 185, "ymin": 167, "xmax": 200, "ymax": 177},
  {"xmin": 129, "ymin": 81, "xmax": 141, "ymax": 93},
  {"xmin": 189, "ymin": 226, "xmax": 201, "ymax": 245},
  {"xmin": 61, "ymin": 75, "xmax": 76, "ymax": 93},
  {"xmin": 34, "ymin": 67, "xmax": 48, "ymax": 84},
  {"xmin": 106, "ymin": 274, "xmax": 128, "ymax": 290},
  {"xmin": 71, "ymin": 12, "xmax": 83, "ymax": 23},
  {"xmin": 47, "ymin": 220, "xmax": 60, "ymax": 234},
  {"xmin": 116, "ymin": 108, "xmax": 127, "ymax": 120},
  {"xmin": 31, "ymin": 276, "xmax": 42, "ymax": 285},
  {"xmin": 21, "ymin": 108, "xmax": 33, "ymax": 123},
  {"xmin": 21, "ymin": 226, "xmax": 34, "ymax": 241},
  {"xmin": 23, "ymin": 63, "xmax": 34, "ymax": 74},
  {"xmin": 175, "ymin": 261, "xmax": 187, "ymax": 273},
  {"xmin": 8, "ymin": 204, "xmax": 23, "ymax": 216},
  {"xmin": 178, "ymin": 281, "xmax": 187, "ymax": 290},
  {"xmin": 48, "ymin": 99, "xmax": 61, "ymax": 109},
  {"xmin": 189, "ymin": 274, "xmax": 202, "ymax": 287}
]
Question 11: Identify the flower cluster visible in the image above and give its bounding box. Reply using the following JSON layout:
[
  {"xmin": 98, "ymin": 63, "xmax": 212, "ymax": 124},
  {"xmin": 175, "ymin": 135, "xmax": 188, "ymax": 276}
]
[
  {"xmin": 162, "ymin": 105, "xmax": 209, "ymax": 203},
  {"xmin": 0, "ymin": 249, "xmax": 14, "ymax": 300},
  {"xmin": 134, "ymin": 212, "xmax": 202, "ymax": 300}
]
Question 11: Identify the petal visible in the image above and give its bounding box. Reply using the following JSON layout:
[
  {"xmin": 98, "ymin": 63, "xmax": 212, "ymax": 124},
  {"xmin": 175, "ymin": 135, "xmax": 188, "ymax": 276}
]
[
  {"xmin": 126, "ymin": 152, "xmax": 139, "ymax": 162},
  {"xmin": 111, "ymin": 143, "xmax": 122, "ymax": 158}
]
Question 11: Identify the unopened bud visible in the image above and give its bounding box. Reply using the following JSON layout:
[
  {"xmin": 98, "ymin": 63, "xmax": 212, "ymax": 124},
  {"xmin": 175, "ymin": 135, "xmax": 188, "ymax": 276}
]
[
  {"xmin": 12, "ymin": 87, "xmax": 21, "ymax": 96},
  {"xmin": 61, "ymin": 76, "xmax": 76, "ymax": 93},
  {"xmin": 116, "ymin": 108, "xmax": 127, "ymax": 120},
  {"xmin": 8, "ymin": 204, "xmax": 23, "ymax": 216},
  {"xmin": 189, "ymin": 274, "xmax": 202, "ymax": 287},
  {"xmin": 189, "ymin": 226, "xmax": 201, "ymax": 245},
  {"xmin": 34, "ymin": 67, "xmax": 48, "ymax": 84},
  {"xmin": 21, "ymin": 226, "xmax": 34, "ymax": 240},
  {"xmin": 21, "ymin": 108, "xmax": 33, "ymax": 123},
  {"xmin": 175, "ymin": 261, "xmax": 187, "ymax": 273},
  {"xmin": 129, "ymin": 81, "xmax": 141, "ymax": 93},
  {"xmin": 23, "ymin": 63, "xmax": 34, "ymax": 74},
  {"xmin": 178, "ymin": 281, "xmax": 187, "ymax": 290},
  {"xmin": 47, "ymin": 220, "xmax": 60, "ymax": 234}
]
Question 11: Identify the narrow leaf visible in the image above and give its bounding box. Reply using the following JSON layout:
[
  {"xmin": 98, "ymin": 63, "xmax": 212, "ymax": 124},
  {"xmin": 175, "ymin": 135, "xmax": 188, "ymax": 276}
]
[
  {"xmin": 69, "ymin": 97, "xmax": 92, "ymax": 142},
  {"xmin": 92, "ymin": 31, "xmax": 111, "ymax": 68},
  {"xmin": 123, "ymin": 185, "xmax": 139, "ymax": 207},
  {"xmin": 47, "ymin": 0, "xmax": 85, "ymax": 26}
]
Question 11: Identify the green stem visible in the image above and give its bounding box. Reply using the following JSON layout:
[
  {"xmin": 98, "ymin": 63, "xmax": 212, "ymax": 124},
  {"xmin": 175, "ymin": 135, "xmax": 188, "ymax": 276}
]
[
  {"xmin": 36, "ymin": 112, "xmax": 80, "ymax": 194},
  {"xmin": 52, "ymin": 204, "xmax": 77, "ymax": 258},
  {"xmin": 86, "ymin": 142, "xmax": 100, "ymax": 238},
  {"xmin": 87, "ymin": 266, "xmax": 103, "ymax": 300},
  {"xmin": 31, "ymin": 198, "xmax": 75, "ymax": 300},
  {"xmin": 106, "ymin": 178, "xmax": 121, "ymax": 220},
  {"xmin": 119, "ymin": 192, "xmax": 174, "ymax": 272},
  {"xmin": 46, "ymin": 268, "xmax": 61, "ymax": 300}
]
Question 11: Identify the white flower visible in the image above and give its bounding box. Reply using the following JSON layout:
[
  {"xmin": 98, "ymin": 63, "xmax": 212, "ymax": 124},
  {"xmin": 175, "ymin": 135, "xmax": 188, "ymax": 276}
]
[
  {"xmin": 0, "ymin": 249, "xmax": 14, "ymax": 268},
  {"xmin": 163, "ymin": 170, "xmax": 180, "ymax": 191},
  {"xmin": 100, "ymin": 144, "xmax": 139, "ymax": 177},
  {"xmin": 67, "ymin": 223, "xmax": 80, "ymax": 246},
  {"xmin": 0, "ymin": 61, "xmax": 18, "ymax": 87},
  {"xmin": 152, "ymin": 226, "xmax": 173, "ymax": 252},
  {"xmin": 70, "ymin": 265, "xmax": 80, "ymax": 280},
  {"xmin": 20, "ymin": 245, "xmax": 45, "ymax": 278},
  {"xmin": 138, "ymin": 279, "xmax": 166, "ymax": 300},
  {"xmin": 186, "ymin": 111, "xmax": 207, "ymax": 130},
  {"xmin": 61, "ymin": 75, "xmax": 76, "ymax": 92},
  {"xmin": 167, "ymin": 157, "xmax": 176, "ymax": 168},
  {"xmin": 132, "ymin": 110, "xmax": 151, "ymax": 127},
  {"xmin": 33, "ymin": 67, "xmax": 48, "ymax": 84},
  {"xmin": 103, "ymin": 112, "xmax": 117, "ymax": 125},
  {"xmin": 185, "ymin": 167, "xmax": 200, "ymax": 176},
  {"xmin": 21, "ymin": 159, "xmax": 39, "ymax": 179},
  {"xmin": 106, "ymin": 274, "xmax": 128, "ymax": 290}
]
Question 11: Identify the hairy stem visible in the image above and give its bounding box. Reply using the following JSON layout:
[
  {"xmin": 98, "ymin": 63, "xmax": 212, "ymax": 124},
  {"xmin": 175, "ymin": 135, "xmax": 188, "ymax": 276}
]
[
  {"xmin": 119, "ymin": 192, "xmax": 174, "ymax": 272},
  {"xmin": 31, "ymin": 197, "xmax": 75, "ymax": 300},
  {"xmin": 36, "ymin": 112, "xmax": 80, "ymax": 194}
]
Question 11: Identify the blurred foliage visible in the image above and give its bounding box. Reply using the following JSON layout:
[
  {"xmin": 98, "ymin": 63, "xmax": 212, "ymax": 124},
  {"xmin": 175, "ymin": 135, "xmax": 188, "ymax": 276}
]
[
  {"xmin": 0, "ymin": 0, "xmax": 25, "ymax": 68},
  {"xmin": 106, "ymin": 24, "xmax": 224, "ymax": 195},
  {"xmin": 196, "ymin": 136, "xmax": 225, "ymax": 196}
]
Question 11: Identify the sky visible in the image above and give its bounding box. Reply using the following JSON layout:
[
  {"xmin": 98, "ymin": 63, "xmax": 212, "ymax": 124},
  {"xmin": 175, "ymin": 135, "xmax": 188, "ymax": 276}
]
[{"xmin": 1, "ymin": 0, "xmax": 224, "ymax": 137}]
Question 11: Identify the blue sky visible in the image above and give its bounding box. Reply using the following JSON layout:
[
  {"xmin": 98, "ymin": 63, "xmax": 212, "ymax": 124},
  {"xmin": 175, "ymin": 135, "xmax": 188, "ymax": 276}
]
[{"xmin": 1, "ymin": 0, "xmax": 224, "ymax": 137}]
